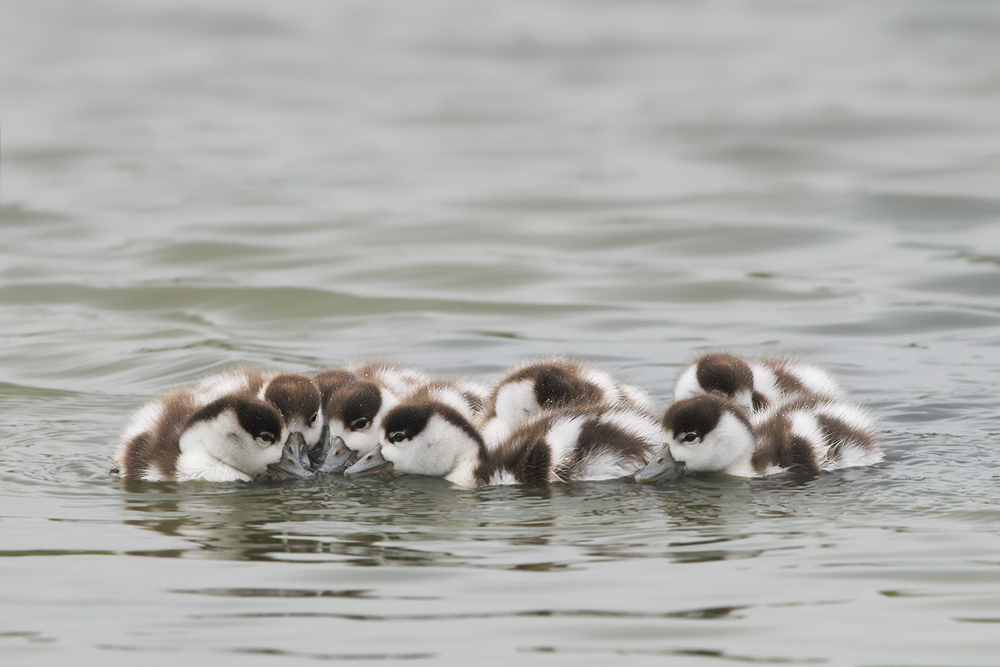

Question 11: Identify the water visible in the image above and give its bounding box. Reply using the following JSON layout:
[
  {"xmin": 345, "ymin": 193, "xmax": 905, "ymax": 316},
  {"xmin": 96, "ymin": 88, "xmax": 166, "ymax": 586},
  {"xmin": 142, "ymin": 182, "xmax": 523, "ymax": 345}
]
[{"xmin": 1, "ymin": 1, "xmax": 998, "ymax": 664}]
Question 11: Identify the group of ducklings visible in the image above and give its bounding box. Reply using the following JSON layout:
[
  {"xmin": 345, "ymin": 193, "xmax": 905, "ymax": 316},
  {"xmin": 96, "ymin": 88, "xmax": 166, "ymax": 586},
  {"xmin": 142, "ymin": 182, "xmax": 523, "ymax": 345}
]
[{"xmin": 111, "ymin": 354, "xmax": 883, "ymax": 488}]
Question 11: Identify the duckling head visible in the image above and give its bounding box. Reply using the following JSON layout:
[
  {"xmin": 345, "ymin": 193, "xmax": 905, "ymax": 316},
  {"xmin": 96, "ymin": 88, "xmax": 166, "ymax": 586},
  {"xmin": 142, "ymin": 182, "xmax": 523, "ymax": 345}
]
[
  {"xmin": 325, "ymin": 379, "xmax": 396, "ymax": 460},
  {"xmin": 661, "ymin": 394, "xmax": 755, "ymax": 476},
  {"xmin": 347, "ymin": 401, "xmax": 485, "ymax": 485},
  {"xmin": 180, "ymin": 395, "xmax": 287, "ymax": 478},
  {"xmin": 261, "ymin": 373, "xmax": 323, "ymax": 477},
  {"xmin": 675, "ymin": 353, "xmax": 763, "ymax": 413}
]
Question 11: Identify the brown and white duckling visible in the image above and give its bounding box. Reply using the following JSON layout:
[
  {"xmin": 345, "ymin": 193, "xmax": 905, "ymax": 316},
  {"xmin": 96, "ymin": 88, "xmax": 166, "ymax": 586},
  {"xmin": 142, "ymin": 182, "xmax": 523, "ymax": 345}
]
[
  {"xmin": 480, "ymin": 358, "xmax": 656, "ymax": 449},
  {"xmin": 111, "ymin": 389, "xmax": 287, "ymax": 482},
  {"xmin": 195, "ymin": 367, "xmax": 323, "ymax": 478},
  {"xmin": 672, "ymin": 352, "xmax": 847, "ymax": 415},
  {"xmin": 635, "ymin": 393, "xmax": 881, "ymax": 482},
  {"xmin": 313, "ymin": 362, "xmax": 432, "ymax": 472},
  {"xmin": 345, "ymin": 398, "xmax": 661, "ymax": 488}
]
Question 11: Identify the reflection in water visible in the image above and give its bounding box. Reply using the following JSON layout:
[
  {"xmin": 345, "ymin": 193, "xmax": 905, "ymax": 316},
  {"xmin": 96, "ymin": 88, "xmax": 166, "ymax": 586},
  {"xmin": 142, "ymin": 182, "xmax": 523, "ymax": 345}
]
[{"xmin": 114, "ymin": 470, "xmax": 846, "ymax": 569}]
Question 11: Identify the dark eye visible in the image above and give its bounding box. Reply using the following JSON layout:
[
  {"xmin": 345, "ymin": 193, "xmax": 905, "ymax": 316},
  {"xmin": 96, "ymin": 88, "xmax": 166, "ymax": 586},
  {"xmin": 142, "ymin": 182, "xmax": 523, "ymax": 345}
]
[
  {"xmin": 309, "ymin": 412, "xmax": 319, "ymax": 426},
  {"xmin": 387, "ymin": 431, "xmax": 407, "ymax": 444},
  {"xmin": 349, "ymin": 417, "xmax": 370, "ymax": 431},
  {"xmin": 680, "ymin": 432, "xmax": 699, "ymax": 443},
  {"xmin": 259, "ymin": 431, "xmax": 276, "ymax": 444}
]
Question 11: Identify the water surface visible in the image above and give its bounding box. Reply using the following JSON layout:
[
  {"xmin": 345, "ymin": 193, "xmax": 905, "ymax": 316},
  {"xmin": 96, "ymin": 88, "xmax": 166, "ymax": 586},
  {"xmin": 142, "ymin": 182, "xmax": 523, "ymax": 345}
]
[{"xmin": 1, "ymin": 1, "xmax": 998, "ymax": 665}]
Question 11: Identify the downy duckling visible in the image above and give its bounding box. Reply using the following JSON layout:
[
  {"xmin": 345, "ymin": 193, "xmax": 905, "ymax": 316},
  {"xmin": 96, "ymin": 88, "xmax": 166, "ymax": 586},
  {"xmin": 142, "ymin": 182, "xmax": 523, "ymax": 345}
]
[
  {"xmin": 314, "ymin": 362, "xmax": 431, "ymax": 472},
  {"xmin": 111, "ymin": 390, "xmax": 287, "ymax": 482},
  {"xmin": 635, "ymin": 393, "xmax": 881, "ymax": 483},
  {"xmin": 672, "ymin": 352, "xmax": 847, "ymax": 415},
  {"xmin": 345, "ymin": 399, "xmax": 661, "ymax": 488},
  {"xmin": 480, "ymin": 358, "xmax": 656, "ymax": 448},
  {"xmin": 195, "ymin": 367, "xmax": 323, "ymax": 478}
]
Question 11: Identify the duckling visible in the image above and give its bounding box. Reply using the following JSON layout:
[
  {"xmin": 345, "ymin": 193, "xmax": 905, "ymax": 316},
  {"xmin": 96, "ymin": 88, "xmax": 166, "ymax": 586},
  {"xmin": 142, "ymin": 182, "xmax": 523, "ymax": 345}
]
[
  {"xmin": 195, "ymin": 367, "xmax": 323, "ymax": 478},
  {"xmin": 345, "ymin": 399, "xmax": 661, "ymax": 488},
  {"xmin": 635, "ymin": 393, "xmax": 881, "ymax": 482},
  {"xmin": 260, "ymin": 373, "xmax": 323, "ymax": 478},
  {"xmin": 314, "ymin": 363, "xmax": 476, "ymax": 473},
  {"xmin": 480, "ymin": 358, "xmax": 656, "ymax": 448},
  {"xmin": 314, "ymin": 362, "xmax": 423, "ymax": 468},
  {"xmin": 111, "ymin": 390, "xmax": 287, "ymax": 482},
  {"xmin": 672, "ymin": 352, "xmax": 847, "ymax": 415}
]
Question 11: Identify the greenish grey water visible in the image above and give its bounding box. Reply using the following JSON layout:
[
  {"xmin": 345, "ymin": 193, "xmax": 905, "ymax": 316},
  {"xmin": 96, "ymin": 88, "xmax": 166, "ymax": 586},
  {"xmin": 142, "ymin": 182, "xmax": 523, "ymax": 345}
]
[{"xmin": 1, "ymin": 1, "xmax": 998, "ymax": 665}]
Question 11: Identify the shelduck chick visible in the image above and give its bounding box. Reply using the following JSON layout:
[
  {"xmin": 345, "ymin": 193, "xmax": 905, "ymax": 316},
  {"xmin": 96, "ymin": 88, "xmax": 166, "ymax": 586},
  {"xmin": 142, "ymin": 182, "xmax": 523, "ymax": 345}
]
[
  {"xmin": 480, "ymin": 358, "xmax": 656, "ymax": 449},
  {"xmin": 345, "ymin": 399, "xmax": 661, "ymax": 488},
  {"xmin": 673, "ymin": 352, "xmax": 847, "ymax": 415},
  {"xmin": 313, "ymin": 362, "xmax": 431, "ymax": 472},
  {"xmin": 635, "ymin": 393, "xmax": 882, "ymax": 483},
  {"xmin": 111, "ymin": 390, "xmax": 287, "ymax": 482},
  {"xmin": 195, "ymin": 368, "xmax": 323, "ymax": 478}
]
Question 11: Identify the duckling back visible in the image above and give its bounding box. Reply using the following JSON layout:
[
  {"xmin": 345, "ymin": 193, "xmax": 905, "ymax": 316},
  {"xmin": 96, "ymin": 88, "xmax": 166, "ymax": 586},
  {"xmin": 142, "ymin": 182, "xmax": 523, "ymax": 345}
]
[
  {"xmin": 113, "ymin": 389, "xmax": 196, "ymax": 481},
  {"xmin": 483, "ymin": 406, "xmax": 661, "ymax": 485},
  {"xmin": 482, "ymin": 358, "xmax": 655, "ymax": 449},
  {"xmin": 674, "ymin": 352, "xmax": 847, "ymax": 414},
  {"xmin": 751, "ymin": 399, "xmax": 881, "ymax": 476}
]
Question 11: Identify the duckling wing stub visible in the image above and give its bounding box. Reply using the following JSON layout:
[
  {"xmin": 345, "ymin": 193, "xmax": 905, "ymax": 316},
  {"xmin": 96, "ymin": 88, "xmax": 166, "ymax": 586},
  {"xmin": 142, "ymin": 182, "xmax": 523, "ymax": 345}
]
[{"xmin": 516, "ymin": 441, "xmax": 553, "ymax": 486}]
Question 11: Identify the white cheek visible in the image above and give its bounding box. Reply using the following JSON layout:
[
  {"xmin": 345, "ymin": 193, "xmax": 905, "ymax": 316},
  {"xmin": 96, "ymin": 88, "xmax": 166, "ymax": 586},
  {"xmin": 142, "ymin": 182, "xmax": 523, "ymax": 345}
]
[
  {"xmin": 344, "ymin": 429, "xmax": 377, "ymax": 455},
  {"xmin": 667, "ymin": 438, "xmax": 693, "ymax": 463},
  {"xmin": 302, "ymin": 420, "xmax": 324, "ymax": 445},
  {"xmin": 261, "ymin": 443, "xmax": 284, "ymax": 466},
  {"xmin": 380, "ymin": 443, "xmax": 403, "ymax": 463}
]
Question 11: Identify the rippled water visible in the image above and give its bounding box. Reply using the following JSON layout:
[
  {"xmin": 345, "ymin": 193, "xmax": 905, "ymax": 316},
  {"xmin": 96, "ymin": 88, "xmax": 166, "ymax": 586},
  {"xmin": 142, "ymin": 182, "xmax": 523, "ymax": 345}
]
[{"xmin": 1, "ymin": 1, "xmax": 998, "ymax": 665}]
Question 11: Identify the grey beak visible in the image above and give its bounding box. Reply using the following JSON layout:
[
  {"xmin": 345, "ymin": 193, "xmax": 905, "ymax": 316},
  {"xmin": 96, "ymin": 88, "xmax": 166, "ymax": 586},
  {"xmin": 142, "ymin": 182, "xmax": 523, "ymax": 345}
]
[
  {"xmin": 267, "ymin": 432, "xmax": 314, "ymax": 480},
  {"xmin": 634, "ymin": 445, "xmax": 685, "ymax": 484},
  {"xmin": 308, "ymin": 424, "xmax": 331, "ymax": 468},
  {"xmin": 343, "ymin": 445, "xmax": 394, "ymax": 478},
  {"xmin": 314, "ymin": 436, "xmax": 357, "ymax": 474}
]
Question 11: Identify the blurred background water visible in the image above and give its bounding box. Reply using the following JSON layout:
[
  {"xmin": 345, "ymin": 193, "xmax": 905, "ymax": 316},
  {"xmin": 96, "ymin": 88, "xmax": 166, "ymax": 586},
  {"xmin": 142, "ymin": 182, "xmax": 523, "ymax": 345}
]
[{"xmin": 1, "ymin": 1, "xmax": 998, "ymax": 665}]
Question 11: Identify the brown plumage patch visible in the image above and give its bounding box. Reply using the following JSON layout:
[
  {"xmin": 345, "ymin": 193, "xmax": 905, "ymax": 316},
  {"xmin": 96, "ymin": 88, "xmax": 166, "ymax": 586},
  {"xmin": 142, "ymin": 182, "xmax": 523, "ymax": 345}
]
[
  {"xmin": 559, "ymin": 418, "xmax": 649, "ymax": 481},
  {"xmin": 751, "ymin": 412, "xmax": 822, "ymax": 476},
  {"xmin": 263, "ymin": 374, "xmax": 321, "ymax": 422},
  {"xmin": 530, "ymin": 364, "xmax": 602, "ymax": 409},
  {"xmin": 187, "ymin": 395, "xmax": 284, "ymax": 442},
  {"xmin": 517, "ymin": 441, "xmax": 553, "ymax": 486},
  {"xmin": 816, "ymin": 413, "xmax": 877, "ymax": 461},
  {"xmin": 769, "ymin": 360, "xmax": 806, "ymax": 395},
  {"xmin": 481, "ymin": 415, "xmax": 552, "ymax": 485},
  {"xmin": 314, "ymin": 368, "xmax": 357, "ymax": 405},
  {"xmin": 695, "ymin": 353, "xmax": 754, "ymax": 400},
  {"xmin": 121, "ymin": 389, "xmax": 194, "ymax": 480},
  {"xmin": 327, "ymin": 380, "xmax": 382, "ymax": 429},
  {"xmin": 485, "ymin": 360, "xmax": 604, "ymax": 419},
  {"xmin": 663, "ymin": 394, "xmax": 742, "ymax": 440}
]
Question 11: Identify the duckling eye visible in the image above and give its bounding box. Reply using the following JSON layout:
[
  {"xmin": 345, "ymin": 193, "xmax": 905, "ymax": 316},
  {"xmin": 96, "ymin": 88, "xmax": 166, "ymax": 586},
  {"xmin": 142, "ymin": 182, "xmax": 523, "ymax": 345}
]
[
  {"xmin": 387, "ymin": 431, "xmax": 408, "ymax": 444},
  {"xmin": 349, "ymin": 417, "xmax": 370, "ymax": 431},
  {"xmin": 679, "ymin": 432, "xmax": 700, "ymax": 444},
  {"xmin": 309, "ymin": 412, "xmax": 319, "ymax": 426},
  {"xmin": 258, "ymin": 431, "xmax": 277, "ymax": 445}
]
